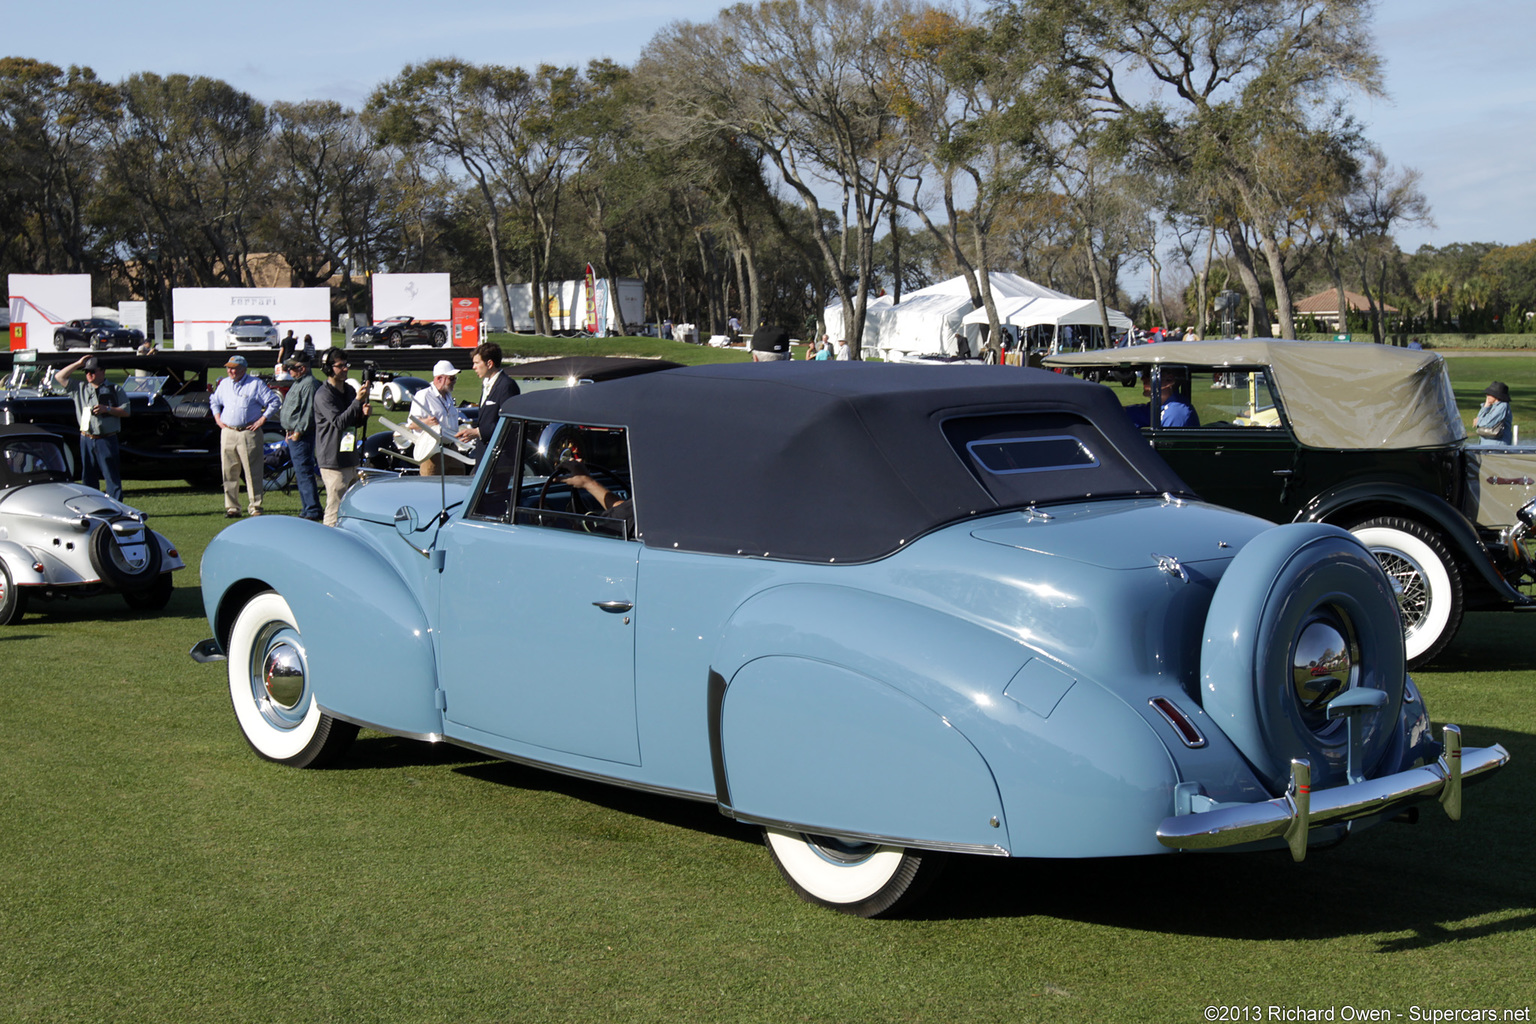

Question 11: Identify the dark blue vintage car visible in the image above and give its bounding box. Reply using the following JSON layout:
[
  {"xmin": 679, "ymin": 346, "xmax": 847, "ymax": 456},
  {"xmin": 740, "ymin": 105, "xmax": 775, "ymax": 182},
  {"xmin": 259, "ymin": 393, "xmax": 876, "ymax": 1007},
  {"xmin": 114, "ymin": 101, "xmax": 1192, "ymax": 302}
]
[{"xmin": 194, "ymin": 362, "xmax": 1506, "ymax": 916}]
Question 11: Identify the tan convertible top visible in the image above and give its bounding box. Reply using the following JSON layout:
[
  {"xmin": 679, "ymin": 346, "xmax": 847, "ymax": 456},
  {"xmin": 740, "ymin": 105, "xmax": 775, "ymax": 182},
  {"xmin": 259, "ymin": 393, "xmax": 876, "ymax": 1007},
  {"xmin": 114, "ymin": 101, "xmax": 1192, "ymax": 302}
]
[{"xmin": 1045, "ymin": 340, "xmax": 1466, "ymax": 449}]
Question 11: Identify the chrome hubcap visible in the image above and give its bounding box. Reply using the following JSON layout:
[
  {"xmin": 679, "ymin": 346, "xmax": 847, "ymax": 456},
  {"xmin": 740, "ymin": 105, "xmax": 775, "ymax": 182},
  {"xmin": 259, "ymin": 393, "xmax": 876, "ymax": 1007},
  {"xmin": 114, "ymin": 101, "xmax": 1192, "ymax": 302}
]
[
  {"xmin": 1292, "ymin": 608, "xmax": 1359, "ymax": 733},
  {"xmin": 805, "ymin": 834, "xmax": 880, "ymax": 867},
  {"xmin": 250, "ymin": 624, "xmax": 308, "ymax": 729}
]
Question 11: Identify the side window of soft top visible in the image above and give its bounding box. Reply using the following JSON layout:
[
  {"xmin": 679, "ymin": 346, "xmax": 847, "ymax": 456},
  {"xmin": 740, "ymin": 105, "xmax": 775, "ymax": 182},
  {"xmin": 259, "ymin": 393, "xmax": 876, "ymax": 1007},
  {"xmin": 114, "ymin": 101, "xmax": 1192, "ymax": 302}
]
[
  {"xmin": 1162, "ymin": 368, "xmax": 1284, "ymax": 429},
  {"xmin": 467, "ymin": 418, "xmax": 636, "ymax": 539}
]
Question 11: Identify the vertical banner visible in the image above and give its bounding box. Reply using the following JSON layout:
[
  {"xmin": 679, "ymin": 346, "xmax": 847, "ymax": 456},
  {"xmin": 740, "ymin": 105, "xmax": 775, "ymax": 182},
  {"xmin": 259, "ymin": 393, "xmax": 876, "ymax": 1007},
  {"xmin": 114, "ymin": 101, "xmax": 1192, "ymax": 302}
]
[
  {"xmin": 452, "ymin": 297, "xmax": 481, "ymax": 348},
  {"xmin": 583, "ymin": 263, "xmax": 598, "ymax": 335},
  {"xmin": 594, "ymin": 278, "xmax": 609, "ymax": 337}
]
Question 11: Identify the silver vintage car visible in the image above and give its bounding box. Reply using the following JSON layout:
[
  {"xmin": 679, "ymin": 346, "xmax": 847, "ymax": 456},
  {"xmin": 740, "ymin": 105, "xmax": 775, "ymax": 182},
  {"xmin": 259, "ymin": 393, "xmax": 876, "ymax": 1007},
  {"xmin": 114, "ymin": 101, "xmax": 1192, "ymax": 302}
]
[{"xmin": 0, "ymin": 424, "xmax": 185, "ymax": 623}]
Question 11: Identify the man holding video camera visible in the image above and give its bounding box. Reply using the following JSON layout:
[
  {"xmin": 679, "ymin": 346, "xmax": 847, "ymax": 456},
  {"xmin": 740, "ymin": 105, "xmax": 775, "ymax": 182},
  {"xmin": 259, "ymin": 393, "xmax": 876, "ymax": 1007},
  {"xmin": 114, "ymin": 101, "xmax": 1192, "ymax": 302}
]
[
  {"xmin": 314, "ymin": 348, "xmax": 372, "ymax": 526},
  {"xmin": 54, "ymin": 355, "xmax": 130, "ymax": 501}
]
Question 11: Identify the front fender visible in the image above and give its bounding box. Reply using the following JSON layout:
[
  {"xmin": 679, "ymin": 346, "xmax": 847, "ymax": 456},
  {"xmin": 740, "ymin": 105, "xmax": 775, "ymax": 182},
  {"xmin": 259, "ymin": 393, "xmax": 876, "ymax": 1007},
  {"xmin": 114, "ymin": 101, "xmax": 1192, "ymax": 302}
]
[
  {"xmin": 1302, "ymin": 479, "xmax": 1521, "ymax": 601},
  {"xmin": 200, "ymin": 516, "xmax": 442, "ymax": 738}
]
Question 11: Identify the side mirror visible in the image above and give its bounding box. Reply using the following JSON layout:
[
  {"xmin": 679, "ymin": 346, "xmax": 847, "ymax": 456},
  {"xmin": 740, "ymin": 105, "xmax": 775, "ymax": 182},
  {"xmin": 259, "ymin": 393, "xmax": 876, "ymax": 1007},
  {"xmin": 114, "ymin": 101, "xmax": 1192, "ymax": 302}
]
[{"xmin": 393, "ymin": 505, "xmax": 431, "ymax": 558}]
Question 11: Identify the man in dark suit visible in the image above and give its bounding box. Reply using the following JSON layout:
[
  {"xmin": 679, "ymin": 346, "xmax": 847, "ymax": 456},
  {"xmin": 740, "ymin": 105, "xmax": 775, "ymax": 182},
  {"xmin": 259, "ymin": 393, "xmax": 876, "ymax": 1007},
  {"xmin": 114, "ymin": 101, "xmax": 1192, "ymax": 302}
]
[{"xmin": 456, "ymin": 341, "xmax": 520, "ymax": 460}]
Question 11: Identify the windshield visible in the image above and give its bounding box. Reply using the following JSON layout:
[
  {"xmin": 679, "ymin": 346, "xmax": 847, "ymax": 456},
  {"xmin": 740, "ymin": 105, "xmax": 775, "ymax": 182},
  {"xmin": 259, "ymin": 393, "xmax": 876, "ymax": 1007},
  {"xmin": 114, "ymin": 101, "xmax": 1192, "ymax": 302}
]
[
  {"xmin": 231, "ymin": 316, "xmax": 273, "ymax": 327},
  {"xmin": 119, "ymin": 375, "xmax": 169, "ymax": 398},
  {"xmin": 1, "ymin": 366, "xmax": 57, "ymax": 393},
  {"xmin": 1, "ymin": 437, "xmax": 71, "ymax": 484}
]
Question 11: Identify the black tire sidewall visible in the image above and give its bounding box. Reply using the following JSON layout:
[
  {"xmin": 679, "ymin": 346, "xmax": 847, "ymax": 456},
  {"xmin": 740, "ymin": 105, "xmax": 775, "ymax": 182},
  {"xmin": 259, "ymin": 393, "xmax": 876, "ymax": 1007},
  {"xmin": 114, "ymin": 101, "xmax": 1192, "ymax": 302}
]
[
  {"xmin": 0, "ymin": 561, "xmax": 24, "ymax": 624},
  {"xmin": 1248, "ymin": 542, "xmax": 1405, "ymax": 789},
  {"xmin": 88, "ymin": 521, "xmax": 164, "ymax": 590}
]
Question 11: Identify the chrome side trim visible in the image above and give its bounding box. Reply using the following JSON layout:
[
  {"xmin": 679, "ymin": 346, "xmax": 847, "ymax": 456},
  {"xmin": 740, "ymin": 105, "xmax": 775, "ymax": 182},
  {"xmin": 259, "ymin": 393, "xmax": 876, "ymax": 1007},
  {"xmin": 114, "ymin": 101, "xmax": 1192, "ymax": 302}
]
[
  {"xmin": 725, "ymin": 810, "xmax": 1010, "ymax": 857},
  {"xmin": 1157, "ymin": 726, "xmax": 1508, "ymax": 860},
  {"xmin": 321, "ymin": 707, "xmax": 444, "ymax": 744}
]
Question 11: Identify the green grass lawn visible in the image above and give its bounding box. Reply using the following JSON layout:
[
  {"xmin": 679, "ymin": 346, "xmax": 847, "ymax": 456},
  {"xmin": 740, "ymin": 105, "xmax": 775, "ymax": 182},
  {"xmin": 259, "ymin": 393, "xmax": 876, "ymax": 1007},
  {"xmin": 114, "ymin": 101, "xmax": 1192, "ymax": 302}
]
[{"xmin": 3, "ymin": 342, "xmax": 1534, "ymax": 1023}]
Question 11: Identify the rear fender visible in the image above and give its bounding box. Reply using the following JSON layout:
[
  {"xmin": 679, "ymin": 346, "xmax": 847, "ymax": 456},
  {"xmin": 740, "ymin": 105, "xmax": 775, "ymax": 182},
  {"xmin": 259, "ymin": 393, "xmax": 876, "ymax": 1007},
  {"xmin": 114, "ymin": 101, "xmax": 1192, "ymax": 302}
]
[
  {"xmin": 201, "ymin": 517, "xmax": 442, "ymax": 738},
  {"xmin": 711, "ymin": 584, "xmax": 1019, "ymax": 852},
  {"xmin": 1303, "ymin": 481, "xmax": 1519, "ymax": 600},
  {"xmin": 710, "ymin": 583, "xmax": 1190, "ymax": 857},
  {"xmin": 0, "ymin": 541, "xmax": 45, "ymax": 585}
]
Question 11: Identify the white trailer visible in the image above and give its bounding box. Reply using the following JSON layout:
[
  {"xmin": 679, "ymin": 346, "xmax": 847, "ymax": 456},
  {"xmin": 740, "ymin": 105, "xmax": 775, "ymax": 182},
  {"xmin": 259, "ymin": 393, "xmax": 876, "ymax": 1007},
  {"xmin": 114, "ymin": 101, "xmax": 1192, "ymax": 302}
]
[{"xmin": 482, "ymin": 277, "xmax": 644, "ymax": 335}]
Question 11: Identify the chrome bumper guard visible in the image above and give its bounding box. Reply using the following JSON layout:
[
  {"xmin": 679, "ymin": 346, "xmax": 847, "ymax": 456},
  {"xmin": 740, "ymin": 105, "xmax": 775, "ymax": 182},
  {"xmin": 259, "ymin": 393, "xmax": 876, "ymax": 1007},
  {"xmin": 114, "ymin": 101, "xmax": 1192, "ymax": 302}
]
[
  {"xmin": 1156, "ymin": 726, "xmax": 1509, "ymax": 861},
  {"xmin": 189, "ymin": 637, "xmax": 226, "ymax": 663}
]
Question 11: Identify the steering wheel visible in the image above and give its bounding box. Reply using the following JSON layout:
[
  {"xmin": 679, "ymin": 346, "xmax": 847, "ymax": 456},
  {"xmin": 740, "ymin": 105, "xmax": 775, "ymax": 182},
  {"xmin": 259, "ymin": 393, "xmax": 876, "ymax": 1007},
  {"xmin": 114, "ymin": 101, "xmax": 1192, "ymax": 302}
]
[{"xmin": 534, "ymin": 460, "xmax": 626, "ymax": 527}]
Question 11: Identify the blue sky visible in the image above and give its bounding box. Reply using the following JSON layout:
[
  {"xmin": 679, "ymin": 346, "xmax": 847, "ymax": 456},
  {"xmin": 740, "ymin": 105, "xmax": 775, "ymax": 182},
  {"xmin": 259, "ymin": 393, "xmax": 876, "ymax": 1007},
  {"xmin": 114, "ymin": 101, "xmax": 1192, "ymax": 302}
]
[{"xmin": 10, "ymin": 0, "xmax": 1533, "ymax": 254}]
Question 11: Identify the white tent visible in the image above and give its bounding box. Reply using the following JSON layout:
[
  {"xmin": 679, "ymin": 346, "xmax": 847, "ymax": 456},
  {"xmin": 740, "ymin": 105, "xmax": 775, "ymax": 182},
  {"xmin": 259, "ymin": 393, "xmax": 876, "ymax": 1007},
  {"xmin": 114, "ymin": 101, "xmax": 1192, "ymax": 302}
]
[
  {"xmin": 960, "ymin": 296, "xmax": 1132, "ymax": 331},
  {"xmin": 822, "ymin": 273, "xmax": 1077, "ymax": 359}
]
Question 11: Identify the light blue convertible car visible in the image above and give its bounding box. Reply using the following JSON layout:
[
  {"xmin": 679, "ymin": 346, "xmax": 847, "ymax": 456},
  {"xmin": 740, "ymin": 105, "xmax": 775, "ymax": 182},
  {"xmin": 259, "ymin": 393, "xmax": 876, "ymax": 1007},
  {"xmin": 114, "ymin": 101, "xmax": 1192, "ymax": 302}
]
[{"xmin": 193, "ymin": 362, "xmax": 1507, "ymax": 916}]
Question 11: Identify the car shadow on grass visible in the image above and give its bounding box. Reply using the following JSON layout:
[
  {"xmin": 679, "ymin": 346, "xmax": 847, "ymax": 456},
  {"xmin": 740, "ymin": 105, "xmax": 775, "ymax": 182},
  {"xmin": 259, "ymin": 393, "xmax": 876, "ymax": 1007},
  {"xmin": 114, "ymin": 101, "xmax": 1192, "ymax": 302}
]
[
  {"xmin": 336, "ymin": 734, "xmax": 756, "ymax": 845},
  {"xmin": 455, "ymin": 758, "xmax": 759, "ymax": 845},
  {"xmin": 910, "ymin": 723, "xmax": 1534, "ymax": 935},
  {"xmin": 1422, "ymin": 610, "xmax": 1536, "ymax": 671},
  {"xmin": 16, "ymin": 584, "xmax": 210, "ymax": 627}
]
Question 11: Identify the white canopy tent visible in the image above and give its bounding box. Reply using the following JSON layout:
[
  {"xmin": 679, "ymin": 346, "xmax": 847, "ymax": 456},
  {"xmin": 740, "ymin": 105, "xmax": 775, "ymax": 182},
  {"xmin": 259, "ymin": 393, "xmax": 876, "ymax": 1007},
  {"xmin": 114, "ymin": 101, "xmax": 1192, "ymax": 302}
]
[
  {"xmin": 822, "ymin": 273, "xmax": 1077, "ymax": 360},
  {"xmin": 959, "ymin": 296, "xmax": 1132, "ymax": 331}
]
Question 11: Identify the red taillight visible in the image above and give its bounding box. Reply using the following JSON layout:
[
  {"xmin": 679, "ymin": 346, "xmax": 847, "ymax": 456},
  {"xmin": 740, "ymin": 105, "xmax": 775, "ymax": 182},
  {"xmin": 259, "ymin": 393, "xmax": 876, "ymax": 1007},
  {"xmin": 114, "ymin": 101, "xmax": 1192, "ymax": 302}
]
[{"xmin": 1150, "ymin": 696, "xmax": 1207, "ymax": 748}]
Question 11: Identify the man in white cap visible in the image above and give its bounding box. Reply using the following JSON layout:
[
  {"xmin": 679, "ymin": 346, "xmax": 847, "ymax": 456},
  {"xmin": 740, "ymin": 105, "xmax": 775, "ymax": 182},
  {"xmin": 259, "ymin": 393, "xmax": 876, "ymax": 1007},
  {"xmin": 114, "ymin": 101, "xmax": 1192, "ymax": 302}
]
[
  {"xmin": 209, "ymin": 353, "xmax": 280, "ymax": 517},
  {"xmin": 409, "ymin": 359, "xmax": 466, "ymax": 476}
]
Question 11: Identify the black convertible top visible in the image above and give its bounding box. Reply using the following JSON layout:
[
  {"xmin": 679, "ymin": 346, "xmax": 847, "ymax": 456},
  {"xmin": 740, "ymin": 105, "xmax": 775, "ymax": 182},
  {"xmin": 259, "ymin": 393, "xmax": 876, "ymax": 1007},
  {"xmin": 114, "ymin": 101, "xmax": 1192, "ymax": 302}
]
[
  {"xmin": 507, "ymin": 356, "xmax": 684, "ymax": 381},
  {"xmin": 504, "ymin": 361, "xmax": 1192, "ymax": 563}
]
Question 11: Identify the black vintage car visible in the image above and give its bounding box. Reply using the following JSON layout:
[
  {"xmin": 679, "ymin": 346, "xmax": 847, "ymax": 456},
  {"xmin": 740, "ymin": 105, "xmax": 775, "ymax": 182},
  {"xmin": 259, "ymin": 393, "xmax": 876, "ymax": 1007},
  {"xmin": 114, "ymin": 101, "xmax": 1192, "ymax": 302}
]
[
  {"xmin": 0, "ymin": 352, "xmax": 233, "ymax": 484},
  {"xmin": 350, "ymin": 316, "xmax": 448, "ymax": 349},
  {"xmin": 53, "ymin": 318, "xmax": 146, "ymax": 352},
  {"xmin": 1045, "ymin": 340, "xmax": 1536, "ymax": 666}
]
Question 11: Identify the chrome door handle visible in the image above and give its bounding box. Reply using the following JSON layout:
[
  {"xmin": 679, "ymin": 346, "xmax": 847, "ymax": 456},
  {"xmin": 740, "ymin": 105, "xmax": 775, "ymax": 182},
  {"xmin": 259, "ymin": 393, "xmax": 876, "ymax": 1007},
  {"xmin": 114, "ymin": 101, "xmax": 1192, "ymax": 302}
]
[{"xmin": 592, "ymin": 600, "xmax": 633, "ymax": 613}]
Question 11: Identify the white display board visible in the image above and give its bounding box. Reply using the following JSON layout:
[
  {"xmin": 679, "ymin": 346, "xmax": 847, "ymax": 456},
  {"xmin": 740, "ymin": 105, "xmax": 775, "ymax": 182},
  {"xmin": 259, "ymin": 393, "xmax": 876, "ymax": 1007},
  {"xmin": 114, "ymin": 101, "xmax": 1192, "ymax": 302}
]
[
  {"xmin": 171, "ymin": 288, "xmax": 332, "ymax": 350},
  {"xmin": 371, "ymin": 273, "xmax": 449, "ymax": 325},
  {"xmin": 119, "ymin": 301, "xmax": 149, "ymax": 339},
  {"xmin": 7, "ymin": 274, "xmax": 91, "ymax": 349}
]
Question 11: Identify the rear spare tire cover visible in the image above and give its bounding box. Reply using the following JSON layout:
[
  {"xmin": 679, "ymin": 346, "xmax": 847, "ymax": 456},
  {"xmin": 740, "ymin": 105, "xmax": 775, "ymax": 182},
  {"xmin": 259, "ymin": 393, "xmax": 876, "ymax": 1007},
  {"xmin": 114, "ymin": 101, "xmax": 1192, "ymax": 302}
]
[{"xmin": 1201, "ymin": 523, "xmax": 1405, "ymax": 792}]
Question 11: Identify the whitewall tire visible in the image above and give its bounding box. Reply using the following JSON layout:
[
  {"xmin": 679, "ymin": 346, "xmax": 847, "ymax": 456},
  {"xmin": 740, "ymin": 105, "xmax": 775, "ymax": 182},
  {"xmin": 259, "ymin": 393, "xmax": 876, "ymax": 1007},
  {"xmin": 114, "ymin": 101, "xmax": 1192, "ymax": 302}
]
[
  {"xmin": 1350, "ymin": 518, "xmax": 1463, "ymax": 667},
  {"xmin": 227, "ymin": 592, "xmax": 357, "ymax": 767},
  {"xmin": 763, "ymin": 828, "xmax": 942, "ymax": 918}
]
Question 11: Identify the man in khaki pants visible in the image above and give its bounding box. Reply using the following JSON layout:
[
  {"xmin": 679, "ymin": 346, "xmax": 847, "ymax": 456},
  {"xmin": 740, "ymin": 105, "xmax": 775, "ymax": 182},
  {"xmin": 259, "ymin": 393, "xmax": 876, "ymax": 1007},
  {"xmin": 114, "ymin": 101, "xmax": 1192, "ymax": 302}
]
[{"xmin": 209, "ymin": 354, "xmax": 279, "ymax": 517}]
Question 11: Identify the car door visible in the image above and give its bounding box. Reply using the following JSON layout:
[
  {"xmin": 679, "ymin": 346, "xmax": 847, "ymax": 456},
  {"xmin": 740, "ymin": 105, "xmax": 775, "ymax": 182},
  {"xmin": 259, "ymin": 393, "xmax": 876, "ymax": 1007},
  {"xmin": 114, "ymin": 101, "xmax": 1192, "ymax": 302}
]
[
  {"xmin": 1145, "ymin": 366, "xmax": 1312, "ymax": 520},
  {"xmin": 434, "ymin": 418, "xmax": 642, "ymax": 766}
]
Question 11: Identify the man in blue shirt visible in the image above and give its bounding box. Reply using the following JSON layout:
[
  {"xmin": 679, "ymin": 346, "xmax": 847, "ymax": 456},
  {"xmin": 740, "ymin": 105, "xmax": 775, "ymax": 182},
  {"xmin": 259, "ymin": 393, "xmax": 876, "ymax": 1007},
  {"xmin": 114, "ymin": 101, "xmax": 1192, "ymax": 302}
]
[
  {"xmin": 54, "ymin": 355, "xmax": 129, "ymax": 500},
  {"xmin": 1126, "ymin": 367, "xmax": 1200, "ymax": 429},
  {"xmin": 210, "ymin": 354, "xmax": 280, "ymax": 518}
]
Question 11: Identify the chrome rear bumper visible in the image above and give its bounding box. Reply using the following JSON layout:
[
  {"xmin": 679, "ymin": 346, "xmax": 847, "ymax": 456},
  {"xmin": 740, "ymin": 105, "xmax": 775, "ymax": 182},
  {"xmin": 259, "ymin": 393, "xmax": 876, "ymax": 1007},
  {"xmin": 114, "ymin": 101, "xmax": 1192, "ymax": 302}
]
[{"xmin": 1156, "ymin": 725, "xmax": 1509, "ymax": 860}]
